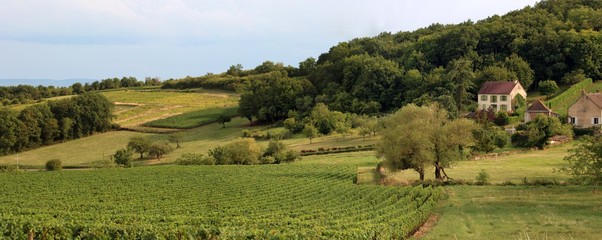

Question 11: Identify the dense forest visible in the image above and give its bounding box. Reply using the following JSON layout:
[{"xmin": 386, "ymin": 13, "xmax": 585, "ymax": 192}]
[
  {"xmin": 0, "ymin": 93, "xmax": 114, "ymax": 155},
  {"xmin": 161, "ymin": 0, "xmax": 601, "ymax": 122}
]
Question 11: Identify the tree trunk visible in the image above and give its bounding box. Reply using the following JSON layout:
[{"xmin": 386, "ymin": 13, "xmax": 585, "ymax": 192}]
[
  {"xmin": 418, "ymin": 169, "xmax": 425, "ymax": 181},
  {"xmin": 140, "ymin": 152, "xmax": 143, "ymax": 159},
  {"xmin": 222, "ymin": 123, "xmax": 225, "ymax": 128},
  {"xmin": 434, "ymin": 165, "xmax": 442, "ymax": 180}
]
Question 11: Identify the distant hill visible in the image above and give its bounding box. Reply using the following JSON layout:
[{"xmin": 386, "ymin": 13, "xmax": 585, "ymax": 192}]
[{"xmin": 0, "ymin": 79, "xmax": 96, "ymax": 87}]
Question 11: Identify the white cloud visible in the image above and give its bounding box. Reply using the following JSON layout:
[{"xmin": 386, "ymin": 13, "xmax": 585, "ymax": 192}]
[{"xmin": 0, "ymin": 0, "xmax": 539, "ymax": 79}]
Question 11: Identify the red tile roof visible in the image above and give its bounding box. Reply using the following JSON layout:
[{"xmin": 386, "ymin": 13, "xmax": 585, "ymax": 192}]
[
  {"xmin": 527, "ymin": 99, "xmax": 554, "ymax": 113},
  {"xmin": 478, "ymin": 81, "xmax": 517, "ymax": 95}
]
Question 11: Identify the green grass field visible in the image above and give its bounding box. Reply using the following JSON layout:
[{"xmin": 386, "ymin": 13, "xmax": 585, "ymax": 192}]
[
  {"xmin": 102, "ymin": 89, "xmax": 239, "ymax": 127},
  {"xmin": 0, "ymin": 131, "xmax": 153, "ymax": 167},
  {"xmin": 143, "ymin": 106, "xmax": 238, "ymax": 129},
  {"xmin": 0, "ymin": 164, "xmax": 439, "ymax": 239},
  {"xmin": 420, "ymin": 185, "xmax": 602, "ymax": 240}
]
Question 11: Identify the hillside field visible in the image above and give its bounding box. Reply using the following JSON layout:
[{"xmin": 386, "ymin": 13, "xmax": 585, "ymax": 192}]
[
  {"xmin": 0, "ymin": 164, "xmax": 439, "ymax": 239},
  {"xmin": 103, "ymin": 89, "xmax": 239, "ymax": 127}
]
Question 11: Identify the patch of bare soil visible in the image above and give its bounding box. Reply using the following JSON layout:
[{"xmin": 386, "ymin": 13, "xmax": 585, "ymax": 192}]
[{"xmin": 412, "ymin": 214, "xmax": 439, "ymax": 239}]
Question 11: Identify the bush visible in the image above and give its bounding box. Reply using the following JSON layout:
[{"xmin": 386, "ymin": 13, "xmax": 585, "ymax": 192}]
[
  {"xmin": 494, "ymin": 111, "xmax": 509, "ymax": 126},
  {"xmin": 573, "ymin": 126, "xmax": 600, "ymax": 138},
  {"xmin": 209, "ymin": 138, "xmax": 262, "ymax": 165},
  {"xmin": 45, "ymin": 159, "xmax": 62, "ymax": 171},
  {"xmin": 113, "ymin": 148, "xmax": 133, "ymax": 167},
  {"xmin": 475, "ymin": 169, "xmax": 490, "ymax": 185},
  {"xmin": 176, "ymin": 153, "xmax": 215, "ymax": 165},
  {"xmin": 0, "ymin": 164, "xmax": 18, "ymax": 172}
]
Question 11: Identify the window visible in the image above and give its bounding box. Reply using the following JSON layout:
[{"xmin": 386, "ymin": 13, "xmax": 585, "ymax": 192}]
[
  {"xmin": 500, "ymin": 105, "xmax": 507, "ymax": 111},
  {"xmin": 480, "ymin": 95, "xmax": 488, "ymax": 101},
  {"xmin": 593, "ymin": 118, "xmax": 599, "ymax": 125},
  {"xmin": 491, "ymin": 104, "xmax": 498, "ymax": 110},
  {"xmin": 481, "ymin": 104, "xmax": 487, "ymax": 110},
  {"xmin": 568, "ymin": 117, "xmax": 576, "ymax": 124},
  {"xmin": 491, "ymin": 96, "xmax": 497, "ymax": 103},
  {"xmin": 501, "ymin": 95, "xmax": 507, "ymax": 101}
]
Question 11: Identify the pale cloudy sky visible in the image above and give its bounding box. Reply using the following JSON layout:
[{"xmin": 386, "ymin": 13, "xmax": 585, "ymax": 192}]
[{"xmin": 0, "ymin": 0, "xmax": 539, "ymax": 81}]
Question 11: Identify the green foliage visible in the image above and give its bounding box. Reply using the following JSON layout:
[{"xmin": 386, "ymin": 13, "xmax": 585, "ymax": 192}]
[
  {"xmin": 216, "ymin": 114, "xmax": 231, "ymax": 128},
  {"xmin": 560, "ymin": 135, "xmax": 602, "ymax": 190},
  {"xmin": 472, "ymin": 123, "xmax": 509, "ymax": 153},
  {"xmin": 148, "ymin": 143, "xmax": 174, "ymax": 161},
  {"xmin": 0, "ymin": 93, "xmax": 113, "ymax": 155},
  {"xmin": 377, "ymin": 104, "xmax": 476, "ymax": 180},
  {"xmin": 175, "ymin": 153, "xmax": 215, "ymax": 165},
  {"xmin": 208, "ymin": 138, "xmax": 262, "ymax": 165},
  {"xmin": 238, "ymin": 71, "xmax": 311, "ymax": 122},
  {"xmin": 302, "ymin": 124, "xmax": 319, "ymax": 144},
  {"xmin": 494, "ymin": 111, "xmax": 510, "ymax": 126},
  {"xmin": 562, "ymin": 69, "xmax": 588, "ymax": 85},
  {"xmin": 0, "ymin": 165, "xmax": 441, "ymax": 239},
  {"xmin": 167, "ymin": 132, "xmax": 184, "ymax": 148},
  {"xmin": 112, "ymin": 148, "xmax": 133, "ymax": 167},
  {"xmin": 45, "ymin": 159, "xmax": 62, "ymax": 171},
  {"xmin": 476, "ymin": 169, "xmax": 490, "ymax": 185},
  {"xmin": 538, "ymin": 80, "xmax": 560, "ymax": 97},
  {"xmin": 262, "ymin": 140, "xmax": 300, "ymax": 164},
  {"xmin": 512, "ymin": 115, "xmax": 573, "ymax": 149},
  {"xmin": 127, "ymin": 136, "xmax": 152, "ymax": 159}
]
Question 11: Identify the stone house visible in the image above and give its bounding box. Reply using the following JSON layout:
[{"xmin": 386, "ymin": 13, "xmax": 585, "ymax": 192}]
[
  {"xmin": 477, "ymin": 80, "xmax": 527, "ymax": 113},
  {"xmin": 567, "ymin": 91, "xmax": 602, "ymax": 128},
  {"xmin": 525, "ymin": 99, "xmax": 558, "ymax": 122}
]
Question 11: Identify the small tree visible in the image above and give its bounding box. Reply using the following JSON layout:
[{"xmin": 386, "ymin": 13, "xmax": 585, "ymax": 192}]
[
  {"xmin": 538, "ymin": 80, "xmax": 559, "ymax": 98},
  {"xmin": 359, "ymin": 127, "xmax": 371, "ymax": 141},
  {"xmin": 148, "ymin": 143, "xmax": 174, "ymax": 162},
  {"xmin": 217, "ymin": 115, "xmax": 231, "ymax": 128},
  {"xmin": 168, "ymin": 132, "xmax": 184, "ymax": 148},
  {"xmin": 113, "ymin": 148, "xmax": 133, "ymax": 167},
  {"xmin": 560, "ymin": 135, "xmax": 602, "ymax": 191},
  {"xmin": 45, "ymin": 159, "xmax": 62, "ymax": 171},
  {"xmin": 476, "ymin": 169, "xmax": 490, "ymax": 185},
  {"xmin": 303, "ymin": 124, "xmax": 319, "ymax": 144},
  {"xmin": 128, "ymin": 136, "xmax": 152, "ymax": 159}
]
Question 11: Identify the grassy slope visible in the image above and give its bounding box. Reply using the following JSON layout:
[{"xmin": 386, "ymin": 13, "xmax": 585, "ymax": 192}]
[
  {"xmin": 419, "ymin": 186, "xmax": 602, "ymax": 240},
  {"xmin": 0, "ymin": 131, "xmax": 152, "ymax": 167},
  {"xmin": 545, "ymin": 80, "xmax": 602, "ymax": 115},
  {"xmin": 103, "ymin": 89, "xmax": 238, "ymax": 127}
]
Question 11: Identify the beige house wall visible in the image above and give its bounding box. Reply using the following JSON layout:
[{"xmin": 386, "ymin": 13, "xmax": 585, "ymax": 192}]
[
  {"xmin": 567, "ymin": 96, "xmax": 602, "ymax": 128},
  {"xmin": 478, "ymin": 94, "xmax": 512, "ymax": 112}
]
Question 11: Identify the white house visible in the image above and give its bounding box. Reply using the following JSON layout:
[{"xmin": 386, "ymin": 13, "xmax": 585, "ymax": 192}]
[{"xmin": 477, "ymin": 80, "xmax": 527, "ymax": 113}]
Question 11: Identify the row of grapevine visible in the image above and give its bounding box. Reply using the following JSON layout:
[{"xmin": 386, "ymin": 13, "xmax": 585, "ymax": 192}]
[{"xmin": 0, "ymin": 164, "xmax": 440, "ymax": 239}]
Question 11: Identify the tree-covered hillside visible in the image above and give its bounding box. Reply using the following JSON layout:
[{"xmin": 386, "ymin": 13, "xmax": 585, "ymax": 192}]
[{"xmin": 164, "ymin": 0, "xmax": 601, "ymax": 121}]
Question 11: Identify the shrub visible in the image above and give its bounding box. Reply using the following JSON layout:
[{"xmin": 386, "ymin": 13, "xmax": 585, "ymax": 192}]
[
  {"xmin": 0, "ymin": 164, "xmax": 18, "ymax": 172},
  {"xmin": 45, "ymin": 159, "xmax": 62, "ymax": 171},
  {"xmin": 494, "ymin": 111, "xmax": 509, "ymax": 126},
  {"xmin": 209, "ymin": 138, "xmax": 262, "ymax": 165},
  {"xmin": 475, "ymin": 169, "xmax": 490, "ymax": 185},
  {"xmin": 176, "ymin": 153, "xmax": 215, "ymax": 165},
  {"xmin": 113, "ymin": 148, "xmax": 133, "ymax": 167}
]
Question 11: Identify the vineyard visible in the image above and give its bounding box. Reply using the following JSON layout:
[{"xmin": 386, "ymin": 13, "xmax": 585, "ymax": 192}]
[{"xmin": 0, "ymin": 165, "xmax": 440, "ymax": 239}]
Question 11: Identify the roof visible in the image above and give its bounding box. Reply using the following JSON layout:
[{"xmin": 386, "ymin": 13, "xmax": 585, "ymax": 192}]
[
  {"xmin": 585, "ymin": 92, "xmax": 602, "ymax": 108},
  {"xmin": 477, "ymin": 81, "xmax": 518, "ymax": 95},
  {"xmin": 527, "ymin": 99, "xmax": 554, "ymax": 113}
]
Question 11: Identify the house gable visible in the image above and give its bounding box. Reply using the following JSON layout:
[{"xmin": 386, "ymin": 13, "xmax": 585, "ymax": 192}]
[{"xmin": 568, "ymin": 92, "xmax": 602, "ymax": 128}]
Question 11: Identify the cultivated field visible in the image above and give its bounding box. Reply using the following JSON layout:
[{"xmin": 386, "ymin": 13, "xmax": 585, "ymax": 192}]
[
  {"xmin": 0, "ymin": 164, "xmax": 439, "ymax": 239},
  {"xmin": 103, "ymin": 89, "xmax": 239, "ymax": 127}
]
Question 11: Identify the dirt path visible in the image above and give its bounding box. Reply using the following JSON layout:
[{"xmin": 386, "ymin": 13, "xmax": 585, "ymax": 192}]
[{"xmin": 411, "ymin": 214, "xmax": 439, "ymax": 239}]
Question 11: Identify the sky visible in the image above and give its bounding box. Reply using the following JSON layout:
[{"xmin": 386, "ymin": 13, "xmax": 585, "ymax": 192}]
[{"xmin": 0, "ymin": 0, "xmax": 540, "ymax": 82}]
